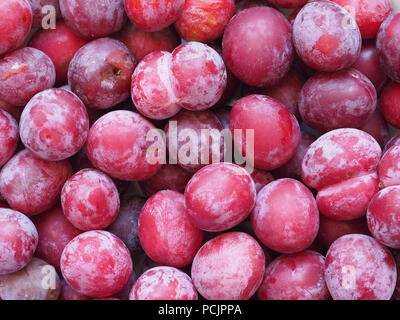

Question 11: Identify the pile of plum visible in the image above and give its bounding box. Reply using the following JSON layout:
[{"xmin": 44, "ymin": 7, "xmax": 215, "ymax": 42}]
[{"xmin": 1, "ymin": 0, "xmax": 400, "ymax": 300}]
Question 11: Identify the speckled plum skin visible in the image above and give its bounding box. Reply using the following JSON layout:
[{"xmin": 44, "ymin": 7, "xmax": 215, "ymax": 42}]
[
  {"xmin": 377, "ymin": 12, "xmax": 400, "ymax": 82},
  {"xmin": 0, "ymin": 0, "xmax": 32, "ymax": 56},
  {"xmin": 61, "ymin": 169, "xmax": 120, "ymax": 231},
  {"xmin": 165, "ymin": 109, "xmax": 224, "ymax": 172},
  {"xmin": 244, "ymin": 70, "xmax": 305, "ymax": 120},
  {"xmin": 353, "ymin": 40, "xmax": 388, "ymax": 93},
  {"xmin": 258, "ymin": 251, "xmax": 329, "ymax": 300},
  {"xmin": 139, "ymin": 164, "xmax": 192, "ymax": 196},
  {"xmin": 86, "ymin": 110, "xmax": 165, "ymax": 181},
  {"xmin": 32, "ymin": 206, "xmax": 81, "ymax": 269},
  {"xmin": 325, "ymin": 234, "xmax": 396, "ymax": 300},
  {"xmin": 60, "ymin": 230, "xmax": 133, "ymax": 298},
  {"xmin": 0, "ymin": 150, "xmax": 72, "ymax": 216},
  {"xmin": 185, "ymin": 163, "xmax": 256, "ymax": 232},
  {"xmin": 230, "ymin": 95, "xmax": 301, "ymax": 171},
  {"xmin": 0, "ymin": 110, "xmax": 18, "ymax": 168},
  {"xmin": 107, "ymin": 197, "xmax": 145, "ymax": 256},
  {"xmin": 251, "ymin": 178, "xmax": 319, "ymax": 254},
  {"xmin": 0, "ymin": 257, "xmax": 60, "ymax": 300},
  {"xmin": 380, "ymin": 82, "xmax": 400, "ymax": 129},
  {"xmin": 175, "ymin": 0, "xmax": 235, "ymax": 42},
  {"xmin": 293, "ymin": 1, "xmax": 361, "ymax": 72},
  {"xmin": 367, "ymin": 186, "xmax": 400, "ymax": 248},
  {"xmin": 59, "ymin": 279, "xmax": 90, "ymax": 300},
  {"xmin": 129, "ymin": 266, "xmax": 197, "ymax": 300},
  {"xmin": 131, "ymin": 51, "xmax": 181, "ymax": 120},
  {"xmin": 379, "ymin": 145, "xmax": 400, "ymax": 188},
  {"xmin": 29, "ymin": 20, "xmax": 88, "ymax": 85},
  {"xmin": 171, "ymin": 42, "xmax": 227, "ymax": 111},
  {"xmin": 317, "ymin": 215, "xmax": 370, "ymax": 248},
  {"xmin": 139, "ymin": 190, "xmax": 203, "ymax": 267},
  {"xmin": 272, "ymin": 131, "xmax": 315, "ymax": 181},
  {"xmin": 302, "ymin": 129, "xmax": 381, "ymax": 191},
  {"xmin": 0, "ymin": 208, "xmax": 38, "ymax": 275},
  {"xmin": 0, "ymin": 47, "xmax": 56, "ymax": 107},
  {"xmin": 68, "ymin": 38, "xmax": 137, "ymax": 110},
  {"xmin": 299, "ymin": 68, "xmax": 377, "ymax": 133},
  {"xmin": 19, "ymin": 89, "xmax": 89, "ymax": 161},
  {"xmin": 331, "ymin": 0, "xmax": 392, "ymax": 39},
  {"xmin": 360, "ymin": 109, "xmax": 389, "ymax": 148},
  {"xmin": 222, "ymin": 7, "xmax": 293, "ymax": 87},
  {"xmin": 116, "ymin": 23, "xmax": 180, "ymax": 61},
  {"xmin": 191, "ymin": 232, "xmax": 265, "ymax": 300},
  {"xmin": 28, "ymin": 0, "xmax": 61, "ymax": 28},
  {"xmin": 59, "ymin": 0, "xmax": 126, "ymax": 39},
  {"xmin": 125, "ymin": 0, "xmax": 184, "ymax": 32}
]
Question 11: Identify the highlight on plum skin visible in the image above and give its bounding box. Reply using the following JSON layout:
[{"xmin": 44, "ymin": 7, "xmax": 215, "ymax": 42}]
[
  {"xmin": 68, "ymin": 38, "xmax": 137, "ymax": 110},
  {"xmin": 298, "ymin": 68, "xmax": 377, "ymax": 133},
  {"xmin": 222, "ymin": 6, "xmax": 293, "ymax": 87},
  {"xmin": 184, "ymin": 163, "xmax": 256, "ymax": 232},
  {"xmin": 230, "ymin": 94, "xmax": 301, "ymax": 171},
  {"xmin": 191, "ymin": 232, "xmax": 265, "ymax": 300},
  {"xmin": 19, "ymin": 88, "xmax": 89, "ymax": 161},
  {"xmin": 251, "ymin": 178, "xmax": 319, "ymax": 254},
  {"xmin": 138, "ymin": 190, "xmax": 203, "ymax": 268},
  {"xmin": 60, "ymin": 230, "xmax": 133, "ymax": 298}
]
